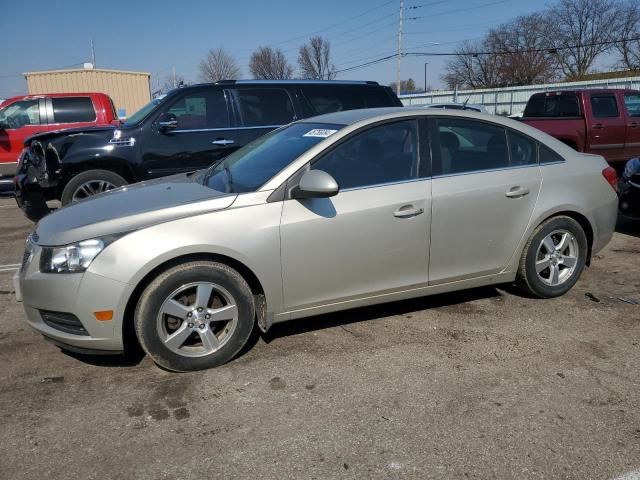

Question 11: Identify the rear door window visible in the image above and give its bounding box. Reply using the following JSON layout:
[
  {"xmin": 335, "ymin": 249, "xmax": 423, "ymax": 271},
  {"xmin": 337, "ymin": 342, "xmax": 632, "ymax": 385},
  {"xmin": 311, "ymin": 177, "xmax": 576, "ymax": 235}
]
[
  {"xmin": 51, "ymin": 97, "xmax": 96, "ymax": 123},
  {"xmin": 166, "ymin": 90, "xmax": 229, "ymax": 129},
  {"xmin": 234, "ymin": 89, "xmax": 295, "ymax": 127},
  {"xmin": 434, "ymin": 118, "xmax": 509, "ymax": 175},
  {"xmin": 508, "ymin": 130, "xmax": 538, "ymax": 166},
  {"xmin": 590, "ymin": 94, "xmax": 619, "ymax": 118}
]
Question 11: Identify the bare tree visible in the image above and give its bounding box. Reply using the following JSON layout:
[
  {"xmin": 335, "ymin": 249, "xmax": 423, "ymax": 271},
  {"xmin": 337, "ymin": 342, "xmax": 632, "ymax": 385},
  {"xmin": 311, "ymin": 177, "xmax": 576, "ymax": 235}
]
[
  {"xmin": 388, "ymin": 78, "xmax": 417, "ymax": 93},
  {"xmin": 151, "ymin": 73, "xmax": 186, "ymax": 96},
  {"xmin": 298, "ymin": 36, "xmax": 336, "ymax": 80},
  {"xmin": 198, "ymin": 47, "xmax": 241, "ymax": 82},
  {"xmin": 442, "ymin": 40, "xmax": 504, "ymax": 89},
  {"xmin": 487, "ymin": 13, "xmax": 558, "ymax": 85},
  {"xmin": 614, "ymin": 1, "xmax": 640, "ymax": 69},
  {"xmin": 249, "ymin": 47, "xmax": 293, "ymax": 79},
  {"xmin": 546, "ymin": 0, "xmax": 619, "ymax": 80}
]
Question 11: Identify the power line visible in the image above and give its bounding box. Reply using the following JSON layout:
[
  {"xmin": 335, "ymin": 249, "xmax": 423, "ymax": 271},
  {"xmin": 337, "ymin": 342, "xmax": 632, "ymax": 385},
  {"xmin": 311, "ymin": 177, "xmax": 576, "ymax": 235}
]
[{"xmin": 336, "ymin": 35, "xmax": 640, "ymax": 74}]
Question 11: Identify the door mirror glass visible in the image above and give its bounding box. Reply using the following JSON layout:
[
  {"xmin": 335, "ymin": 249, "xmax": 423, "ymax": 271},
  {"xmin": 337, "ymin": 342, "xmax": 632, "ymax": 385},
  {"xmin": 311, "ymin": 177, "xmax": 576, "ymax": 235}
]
[
  {"xmin": 292, "ymin": 170, "xmax": 339, "ymax": 199},
  {"xmin": 158, "ymin": 112, "xmax": 178, "ymax": 132}
]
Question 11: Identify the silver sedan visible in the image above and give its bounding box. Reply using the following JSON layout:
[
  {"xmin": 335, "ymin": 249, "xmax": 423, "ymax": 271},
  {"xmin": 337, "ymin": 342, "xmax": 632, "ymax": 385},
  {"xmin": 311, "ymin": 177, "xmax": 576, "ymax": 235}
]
[{"xmin": 16, "ymin": 108, "xmax": 619, "ymax": 371}]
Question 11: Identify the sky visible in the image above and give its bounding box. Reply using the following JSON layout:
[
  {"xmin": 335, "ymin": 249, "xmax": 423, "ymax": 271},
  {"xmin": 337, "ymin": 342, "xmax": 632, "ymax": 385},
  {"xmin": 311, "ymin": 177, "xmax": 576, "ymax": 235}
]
[{"xmin": 0, "ymin": 0, "xmax": 549, "ymax": 99}]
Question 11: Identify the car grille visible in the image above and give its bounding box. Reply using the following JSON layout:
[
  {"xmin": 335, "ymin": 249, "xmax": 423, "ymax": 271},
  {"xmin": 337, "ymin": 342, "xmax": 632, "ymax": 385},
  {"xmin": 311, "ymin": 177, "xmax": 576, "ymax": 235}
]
[{"xmin": 40, "ymin": 311, "xmax": 89, "ymax": 336}]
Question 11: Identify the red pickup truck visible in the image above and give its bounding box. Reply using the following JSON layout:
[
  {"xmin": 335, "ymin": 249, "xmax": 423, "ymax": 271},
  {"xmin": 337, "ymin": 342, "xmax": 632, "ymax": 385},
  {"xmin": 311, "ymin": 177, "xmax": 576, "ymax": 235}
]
[
  {"xmin": 521, "ymin": 89, "xmax": 640, "ymax": 168},
  {"xmin": 0, "ymin": 92, "xmax": 118, "ymax": 181}
]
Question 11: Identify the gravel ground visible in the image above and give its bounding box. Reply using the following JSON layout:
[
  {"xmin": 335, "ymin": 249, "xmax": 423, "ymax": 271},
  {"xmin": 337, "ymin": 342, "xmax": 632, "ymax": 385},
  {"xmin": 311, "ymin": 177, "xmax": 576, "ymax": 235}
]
[{"xmin": 0, "ymin": 197, "xmax": 639, "ymax": 480}]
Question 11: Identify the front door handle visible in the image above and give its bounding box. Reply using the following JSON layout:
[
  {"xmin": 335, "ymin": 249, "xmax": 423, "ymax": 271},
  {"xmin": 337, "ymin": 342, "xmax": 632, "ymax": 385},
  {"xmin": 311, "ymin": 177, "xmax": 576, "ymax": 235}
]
[
  {"xmin": 393, "ymin": 205, "xmax": 424, "ymax": 218},
  {"xmin": 630, "ymin": 122, "xmax": 639, "ymax": 128},
  {"xmin": 592, "ymin": 123, "xmax": 604, "ymax": 130},
  {"xmin": 505, "ymin": 186, "xmax": 530, "ymax": 198},
  {"xmin": 212, "ymin": 138, "xmax": 235, "ymax": 146}
]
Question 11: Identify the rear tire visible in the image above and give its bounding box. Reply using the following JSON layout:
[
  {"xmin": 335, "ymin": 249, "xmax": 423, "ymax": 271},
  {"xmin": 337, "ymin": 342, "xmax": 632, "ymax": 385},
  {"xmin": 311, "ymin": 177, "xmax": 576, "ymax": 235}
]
[
  {"xmin": 61, "ymin": 169, "xmax": 127, "ymax": 205},
  {"xmin": 135, "ymin": 261, "xmax": 255, "ymax": 372},
  {"xmin": 517, "ymin": 216, "xmax": 588, "ymax": 298}
]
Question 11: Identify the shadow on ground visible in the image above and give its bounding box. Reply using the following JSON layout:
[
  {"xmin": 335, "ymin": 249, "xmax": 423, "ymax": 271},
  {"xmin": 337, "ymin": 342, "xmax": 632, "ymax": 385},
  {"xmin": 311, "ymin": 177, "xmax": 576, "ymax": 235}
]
[
  {"xmin": 617, "ymin": 214, "xmax": 640, "ymax": 238},
  {"xmin": 262, "ymin": 286, "xmax": 502, "ymax": 343}
]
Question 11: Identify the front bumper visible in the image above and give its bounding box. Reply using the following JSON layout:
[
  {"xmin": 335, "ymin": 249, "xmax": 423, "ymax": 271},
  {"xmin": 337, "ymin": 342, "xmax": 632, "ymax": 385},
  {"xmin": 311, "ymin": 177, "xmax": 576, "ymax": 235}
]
[
  {"xmin": 14, "ymin": 173, "xmax": 51, "ymax": 222},
  {"xmin": 18, "ymin": 246, "xmax": 130, "ymax": 353}
]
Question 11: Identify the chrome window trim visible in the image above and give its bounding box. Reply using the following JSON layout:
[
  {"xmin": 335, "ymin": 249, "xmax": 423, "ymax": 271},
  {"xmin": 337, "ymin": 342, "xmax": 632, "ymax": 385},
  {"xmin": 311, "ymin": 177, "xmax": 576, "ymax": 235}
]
[
  {"xmin": 173, "ymin": 125, "xmax": 282, "ymax": 134},
  {"xmin": 431, "ymin": 163, "xmax": 540, "ymax": 180},
  {"xmin": 338, "ymin": 176, "xmax": 430, "ymax": 193}
]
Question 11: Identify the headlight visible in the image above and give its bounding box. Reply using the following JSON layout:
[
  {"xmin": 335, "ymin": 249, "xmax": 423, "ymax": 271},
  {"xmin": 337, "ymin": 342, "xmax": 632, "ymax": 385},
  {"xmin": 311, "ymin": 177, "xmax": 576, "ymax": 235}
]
[{"xmin": 40, "ymin": 236, "xmax": 119, "ymax": 273}]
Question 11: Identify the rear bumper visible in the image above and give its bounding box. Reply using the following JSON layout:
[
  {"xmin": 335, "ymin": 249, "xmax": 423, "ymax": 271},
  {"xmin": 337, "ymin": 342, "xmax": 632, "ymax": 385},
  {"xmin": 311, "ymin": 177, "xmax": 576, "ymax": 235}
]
[{"xmin": 591, "ymin": 194, "xmax": 619, "ymax": 254}]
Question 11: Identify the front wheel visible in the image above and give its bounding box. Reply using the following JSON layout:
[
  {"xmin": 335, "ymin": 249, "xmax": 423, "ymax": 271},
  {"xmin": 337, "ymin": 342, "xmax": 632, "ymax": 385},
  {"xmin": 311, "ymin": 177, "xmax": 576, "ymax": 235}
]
[
  {"xmin": 134, "ymin": 261, "xmax": 255, "ymax": 372},
  {"xmin": 517, "ymin": 216, "xmax": 588, "ymax": 298},
  {"xmin": 61, "ymin": 169, "xmax": 127, "ymax": 205}
]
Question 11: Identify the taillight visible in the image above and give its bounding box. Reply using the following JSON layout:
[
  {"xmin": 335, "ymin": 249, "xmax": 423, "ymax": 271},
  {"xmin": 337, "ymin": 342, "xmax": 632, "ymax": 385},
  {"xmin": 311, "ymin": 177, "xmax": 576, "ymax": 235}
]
[{"xmin": 602, "ymin": 166, "xmax": 618, "ymax": 192}]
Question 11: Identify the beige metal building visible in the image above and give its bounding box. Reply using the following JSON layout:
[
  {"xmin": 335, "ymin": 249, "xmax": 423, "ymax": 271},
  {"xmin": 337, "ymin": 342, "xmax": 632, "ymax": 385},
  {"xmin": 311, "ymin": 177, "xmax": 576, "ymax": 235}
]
[{"xmin": 24, "ymin": 67, "xmax": 151, "ymax": 118}]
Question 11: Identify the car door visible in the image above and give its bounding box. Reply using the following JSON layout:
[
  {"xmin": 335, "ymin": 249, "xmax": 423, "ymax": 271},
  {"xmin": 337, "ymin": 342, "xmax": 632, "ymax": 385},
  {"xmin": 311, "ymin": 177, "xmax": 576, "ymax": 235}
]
[
  {"xmin": 0, "ymin": 98, "xmax": 47, "ymax": 173},
  {"xmin": 227, "ymin": 87, "xmax": 297, "ymax": 149},
  {"xmin": 141, "ymin": 88, "xmax": 237, "ymax": 178},
  {"xmin": 586, "ymin": 93, "xmax": 626, "ymax": 162},
  {"xmin": 622, "ymin": 92, "xmax": 640, "ymax": 160},
  {"xmin": 279, "ymin": 118, "xmax": 431, "ymax": 312},
  {"xmin": 428, "ymin": 117, "xmax": 542, "ymax": 285}
]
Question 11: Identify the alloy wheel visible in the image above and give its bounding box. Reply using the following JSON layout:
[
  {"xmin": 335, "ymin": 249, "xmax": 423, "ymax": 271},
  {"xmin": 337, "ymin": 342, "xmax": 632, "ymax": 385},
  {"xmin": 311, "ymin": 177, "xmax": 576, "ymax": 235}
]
[
  {"xmin": 156, "ymin": 282, "xmax": 238, "ymax": 357},
  {"xmin": 535, "ymin": 229, "xmax": 579, "ymax": 286},
  {"xmin": 71, "ymin": 180, "xmax": 117, "ymax": 202}
]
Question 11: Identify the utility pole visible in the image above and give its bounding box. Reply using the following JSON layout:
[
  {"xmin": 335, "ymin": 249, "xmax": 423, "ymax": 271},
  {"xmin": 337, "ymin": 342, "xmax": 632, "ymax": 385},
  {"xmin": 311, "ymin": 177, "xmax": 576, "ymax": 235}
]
[
  {"xmin": 396, "ymin": 0, "xmax": 404, "ymax": 96},
  {"xmin": 90, "ymin": 37, "xmax": 96, "ymax": 68},
  {"xmin": 172, "ymin": 66, "xmax": 177, "ymax": 88}
]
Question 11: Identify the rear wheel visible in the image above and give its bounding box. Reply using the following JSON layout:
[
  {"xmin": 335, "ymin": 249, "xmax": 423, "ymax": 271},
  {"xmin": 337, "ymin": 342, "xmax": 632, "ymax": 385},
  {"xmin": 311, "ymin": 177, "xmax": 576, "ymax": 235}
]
[
  {"xmin": 517, "ymin": 216, "xmax": 588, "ymax": 298},
  {"xmin": 135, "ymin": 261, "xmax": 255, "ymax": 372},
  {"xmin": 61, "ymin": 169, "xmax": 127, "ymax": 205}
]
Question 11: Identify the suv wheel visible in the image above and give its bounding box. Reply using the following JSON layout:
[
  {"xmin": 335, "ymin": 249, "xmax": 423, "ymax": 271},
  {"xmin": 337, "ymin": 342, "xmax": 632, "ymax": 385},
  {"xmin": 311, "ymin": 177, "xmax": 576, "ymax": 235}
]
[
  {"xmin": 517, "ymin": 215, "xmax": 588, "ymax": 298},
  {"xmin": 135, "ymin": 261, "xmax": 255, "ymax": 372},
  {"xmin": 61, "ymin": 169, "xmax": 127, "ymax": 205}
]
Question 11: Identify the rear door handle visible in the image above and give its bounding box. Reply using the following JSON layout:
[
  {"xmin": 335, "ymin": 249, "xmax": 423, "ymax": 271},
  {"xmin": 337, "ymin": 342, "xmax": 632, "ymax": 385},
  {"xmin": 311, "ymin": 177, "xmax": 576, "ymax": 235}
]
[
  {"xmin": 393, "ymin": 205, "xmax": 424, "ymax": 218},
  {"xmin": 505, "ymin": 186, "xmax": 530, "ymax": 198},
  {"xmin": 212, "ymin": 138, "xmax": 235, "ymax": 146}
]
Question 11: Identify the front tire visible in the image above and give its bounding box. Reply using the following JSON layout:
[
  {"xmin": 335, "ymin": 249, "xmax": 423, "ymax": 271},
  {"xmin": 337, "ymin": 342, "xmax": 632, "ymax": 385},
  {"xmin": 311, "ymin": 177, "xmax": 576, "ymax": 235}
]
[
  {"xmin": 61, "ymin": 169, "xmax": 127, "ymax": 205},
  {"xmin": 135, "ymin": 261, "xmax": 255, "ymax": 372},
  {"xmin": 517, "ymin": 216, "xmax": 588, "ymax": 298}
]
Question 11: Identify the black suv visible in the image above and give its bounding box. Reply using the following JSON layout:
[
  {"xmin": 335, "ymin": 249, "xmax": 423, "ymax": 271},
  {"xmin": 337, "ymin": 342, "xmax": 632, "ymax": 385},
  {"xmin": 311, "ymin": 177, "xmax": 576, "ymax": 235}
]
[{"xmin": 15, "ymin": 80, "xmax": 402, "ymax": 220}]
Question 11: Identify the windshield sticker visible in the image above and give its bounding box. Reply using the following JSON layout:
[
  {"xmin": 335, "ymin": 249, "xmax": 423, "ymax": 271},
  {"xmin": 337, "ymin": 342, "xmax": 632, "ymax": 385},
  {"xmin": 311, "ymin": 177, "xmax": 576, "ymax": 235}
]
[{"xmin": 303, "ymin": 128, "xmax": 338, "ymax": 138}]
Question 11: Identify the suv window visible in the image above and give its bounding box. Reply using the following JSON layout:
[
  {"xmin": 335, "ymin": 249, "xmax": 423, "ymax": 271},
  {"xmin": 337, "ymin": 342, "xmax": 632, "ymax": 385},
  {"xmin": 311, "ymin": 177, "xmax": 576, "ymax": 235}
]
[
  {"xmin": 302, "ymin": 86, "xmax": 394, "ymax": 115},
  {"xmin": 235, "ymin": 89, "xmax": 295, "ymax": 127},
  {"xmin": 624, "ymin": 93, "xmax": 640, "ymax": 117},
  {"xmin": 591, "ymin": 94, "xmax": 619, "ymax": 118},
  {"xmin": 508, "ymin": 130, "xmax": 537, "ymax": 166},
  {"xmin": 51, "ymin": 97, "xmax": 96, "ymax": 123},
  {"xmin": 312, "ymin": 119, "xmax": 419, "ymax": 189},
  {"xmin": 167, "ymin": 90, "xmax": 229, "ymax": 129},
  {"xmin": 524, "ymin": 94, "xmax": 580, "ymax": 117},
  {"xmin": 0, "ymin": 100, "xmax": 41, "ymax": 128},
  {"xmin": 435, "ymin": 118, "xmax": 509, "ymax": 175}
]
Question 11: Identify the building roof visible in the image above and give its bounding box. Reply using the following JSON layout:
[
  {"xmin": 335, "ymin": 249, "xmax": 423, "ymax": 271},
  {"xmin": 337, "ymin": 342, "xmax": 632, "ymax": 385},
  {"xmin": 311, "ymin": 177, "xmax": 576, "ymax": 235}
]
[{"xmin": 23, "ymin": 68, "xmax": 150, "ymax": 77}]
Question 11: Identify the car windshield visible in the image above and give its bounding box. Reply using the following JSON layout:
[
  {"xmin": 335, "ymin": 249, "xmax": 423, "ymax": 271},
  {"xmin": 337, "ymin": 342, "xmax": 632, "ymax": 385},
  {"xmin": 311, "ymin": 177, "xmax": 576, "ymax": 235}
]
[
  {"xmin": 202, "ymin": 122, "xmax": 344, "ymax": 193},
  {"xmin": 123, "ymin": 96, "xmax": 165, "ymax": 126}
]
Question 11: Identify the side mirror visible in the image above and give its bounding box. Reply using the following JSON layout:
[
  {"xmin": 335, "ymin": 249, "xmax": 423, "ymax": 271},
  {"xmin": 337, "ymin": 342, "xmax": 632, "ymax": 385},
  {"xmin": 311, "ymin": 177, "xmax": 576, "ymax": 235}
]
[
  {"xmin": 158, "ymin": 112, "xmax": 178, "ymax": 132},
  {"xmin": 292, "ymin": 169, "xmax": 339, "ymax": 199}
]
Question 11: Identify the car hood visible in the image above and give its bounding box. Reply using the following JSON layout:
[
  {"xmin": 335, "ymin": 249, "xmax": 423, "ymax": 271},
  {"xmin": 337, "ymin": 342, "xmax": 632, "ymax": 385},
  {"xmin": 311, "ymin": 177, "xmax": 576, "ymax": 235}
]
[
  {"xmin": 25, "ymin": 125, "xmax": 117, "ymax": 145},
  {"xmin": 35, "ymin": 173, "xmax": 237, "ymax": 246}
]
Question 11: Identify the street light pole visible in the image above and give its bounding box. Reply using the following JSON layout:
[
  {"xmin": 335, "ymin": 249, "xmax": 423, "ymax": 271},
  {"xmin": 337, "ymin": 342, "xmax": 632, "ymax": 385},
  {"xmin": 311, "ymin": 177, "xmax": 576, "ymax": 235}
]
[{"xmin": 424, "ymin": 62, "xmax": 428, "ymax": 93}]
